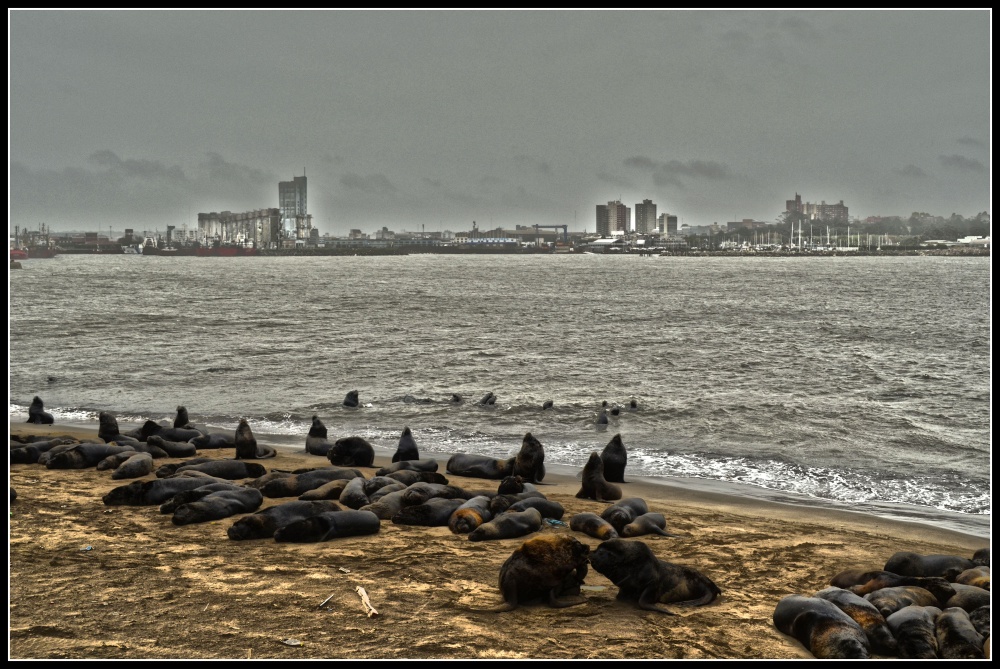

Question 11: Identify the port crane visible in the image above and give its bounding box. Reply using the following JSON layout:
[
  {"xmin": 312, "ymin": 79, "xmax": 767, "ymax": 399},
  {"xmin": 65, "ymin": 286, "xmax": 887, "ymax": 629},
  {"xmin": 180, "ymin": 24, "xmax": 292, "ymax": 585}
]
[{"xmin": 532, "ymin": 224, "xmax": 569, "ymax": 244}]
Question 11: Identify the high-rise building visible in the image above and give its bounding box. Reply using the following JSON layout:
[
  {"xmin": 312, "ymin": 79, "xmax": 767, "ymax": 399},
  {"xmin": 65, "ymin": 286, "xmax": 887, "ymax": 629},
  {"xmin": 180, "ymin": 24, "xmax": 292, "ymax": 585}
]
[
  {"xmin": 596, "ymin": 200, "xmax": 630, "ymax": 235},
  {"xmin": 657, "ymin": 213, "xmax": 679, "ymax": 234},
  {"xmin": 279, "ymin": 175, "xmax": 307, "ymax": 230},
  {"xmin": 596, "ymin": 204, "xmax": 610, "ymax": 237},
  {"xmin": 785, "ymin": 193, "xmax": 848, "ymax": 222},
  {"xmin": 635, "ymin": 199, "xmax": 656, "ymax": 234}
]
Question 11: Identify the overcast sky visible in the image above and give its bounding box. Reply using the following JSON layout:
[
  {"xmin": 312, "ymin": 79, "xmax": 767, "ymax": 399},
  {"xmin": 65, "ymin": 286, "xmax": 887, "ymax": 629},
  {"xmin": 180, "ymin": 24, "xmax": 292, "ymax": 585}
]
[{"xmin": 9, "ymin": 9, "xmax": 991, "ymax": 236}]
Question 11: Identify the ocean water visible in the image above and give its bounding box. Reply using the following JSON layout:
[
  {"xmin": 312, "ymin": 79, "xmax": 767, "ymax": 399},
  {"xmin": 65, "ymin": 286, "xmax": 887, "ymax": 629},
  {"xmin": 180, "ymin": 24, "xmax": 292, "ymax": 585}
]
[{"xmin": 8, "ymin": 253, "xmax": 991, "ymax": 537}]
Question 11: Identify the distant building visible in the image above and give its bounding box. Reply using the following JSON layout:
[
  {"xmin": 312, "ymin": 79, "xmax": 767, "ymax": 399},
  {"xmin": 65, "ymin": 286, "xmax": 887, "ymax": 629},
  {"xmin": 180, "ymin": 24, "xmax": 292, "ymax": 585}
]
[
  {"xmin": 198, "ymin": 209, "xmax": 282, "ymax": 247},
  {"xmin": 278, "ymin": 175, "xmax": 313, "ymax": 241},
  {"xmin": 786, "ymin": 193, "xmax": 849, "ymax": 222},
  {"xmin": 635, "ymin": 199, "xmax": 656, "ymax": 234},
  {"xmin": 657, "ymin": 213, "xmax": 678, "ymax": 234},
  {"xmin": 596, "ymin": 200, "xmax": 630, "ymax": 236}
]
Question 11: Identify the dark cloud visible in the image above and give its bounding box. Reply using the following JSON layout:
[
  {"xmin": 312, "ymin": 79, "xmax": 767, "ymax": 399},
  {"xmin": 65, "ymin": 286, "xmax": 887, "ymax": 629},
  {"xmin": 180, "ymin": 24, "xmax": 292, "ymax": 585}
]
[
  {"xmin": 513, "ymin": 155, "xmax": 551, "ymax": 174},
  {"xmin": 625, "ymin": 156, "xmax": 735, "ymax": 188},
  {"xmin": 201, "ymin": 152, "xmax": 274, "ymax": 185},
  {"xmin": 595, "ymin": 172, "xmax": 633, "ymax": 188},
  {"xmin": 88, "ymin": 150, "xmax": 187, "ymax": 183},
  {"xmin": 956, "ymin": 136, "xmax": 986, "ymax": 149},
  {"xmin": 938, "ymin": 154, "xmax": 986, "ymax": 173},
  {"xmin": 340, "ymin": 173, "xmax": 398, "ymax": 193},
  {"xmin": 894, "ymin": 164, "xmax": 928, "ymax": 178},
  {"xmin": 778, "ymin": 16, "xmax": 822, "ymax": 41}
]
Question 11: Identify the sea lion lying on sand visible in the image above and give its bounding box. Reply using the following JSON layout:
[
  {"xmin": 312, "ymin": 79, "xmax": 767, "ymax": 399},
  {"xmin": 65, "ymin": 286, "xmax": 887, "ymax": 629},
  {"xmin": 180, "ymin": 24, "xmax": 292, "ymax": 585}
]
[
  {"xmin": 227, "ymin": 500, "xmax": 342, "ymax": 540},
  {"xmin": 273, "ymin": 509, "xmax": 380, "ymax": 542},
  {"xmin": 772, "ymin": 594, "xmax": 871, "ymax": 659}
]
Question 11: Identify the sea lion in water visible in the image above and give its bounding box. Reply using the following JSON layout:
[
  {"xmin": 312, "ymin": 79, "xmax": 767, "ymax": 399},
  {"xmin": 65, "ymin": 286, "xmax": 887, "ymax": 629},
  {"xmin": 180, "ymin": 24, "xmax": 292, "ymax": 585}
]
[
  {"xmin": 935, "ymin": 606, "xmax": 985, "ymax": 659},
  {"xmin": 327, "ymin": 436, "xmax": 375, "ymax": 468},
  {"xmin": 575, "ymin": 452, "xmax": 622, "ymax": 502},
  {"xmin": 813, "ymin": 586, "xmax": 898, "ymax": 655},
  {"xmin": 234, "ymin": 418, "xmax": 277, "ymax": 459},
  {"xmin": 479, "ymin": 392, "xmax": 496, "ymax": 406},
  {"xmin": 886, "ymin": 605, "xmax": 942, "ymax": 658},
  {"xmin": 511, "ymin": 432, "xmax": 545, "ymax": 483},
  {"xmin": 541, "ymin": 400, "xmax": 553, "ymax": 410},
  {"xmin": 273, "ymin": 509, "xmax": 381, "ymax": 542},
  {"xmin": 26, "ymin": 396, "xmax": 55, "ymax": 424},
  {"xmin": 884, "ymin": 551, "xmax": 976, "ymax": 580},
  {"xmin": 772, "ymin": 594, "xmax": 871, "ymax": 659},
  {"xmin": 468, "ymin": 507, "xmax": 543, "ymax": 542},
  {"xmin": 600, "ymin": 497, "xmax": 649, "ymax": 533},
  {"xmin": 570, "ymin": 512, "xmax": 619, "ymax": 541},
  {"xmin": 305, "ymin": 415, "xmax": 334, "ymax": 456},
  {"xmin": 447, "ymin": 453, "xmax": 515, "ymax": 480},
  {"xmin": 590, "ymin": 538, "xmax": 722, "ymax": 615},
  {"xmin": 391, "ymin": 426, "xmax": 420, "ymax": 463},
  {"xmin": 343, "ymin": 390, "xmax": 360, "ymax": 408},
  {"xmin": 172, "ymin": 487, "xmax": 264, "ymax": 526},
  {"xmin": 595, "ymin": 408, "xmax": 609, "ymax": 427},
  {"xmin": 599, "ymin": 433, "xmax": 628, "ymax": 483},
  {"xmin": 227, "ymin": 500, "xmax": 341, "ymax": 540},
  {"xmin": 482, "ymin": 535, "xmax": 590, "ymax": 612}
]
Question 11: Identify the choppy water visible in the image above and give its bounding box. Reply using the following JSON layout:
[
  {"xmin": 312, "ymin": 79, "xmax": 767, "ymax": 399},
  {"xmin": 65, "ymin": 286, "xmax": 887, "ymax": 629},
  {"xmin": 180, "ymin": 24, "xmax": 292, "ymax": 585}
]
[{"xmin": 8, "ymin": 253, "xmax": 991, "ymax": 537}]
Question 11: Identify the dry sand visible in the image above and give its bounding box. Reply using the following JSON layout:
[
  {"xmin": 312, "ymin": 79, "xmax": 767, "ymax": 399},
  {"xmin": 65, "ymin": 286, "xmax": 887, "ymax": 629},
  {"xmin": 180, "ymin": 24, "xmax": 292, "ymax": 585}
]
[{"xmin": 8, "ymin": 422, "xmax": 988, "ymax": 660}]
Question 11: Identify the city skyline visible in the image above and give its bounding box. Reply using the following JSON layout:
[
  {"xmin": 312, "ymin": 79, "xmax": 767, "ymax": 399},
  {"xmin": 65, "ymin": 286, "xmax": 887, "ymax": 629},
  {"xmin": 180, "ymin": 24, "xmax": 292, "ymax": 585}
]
[{"xmin": 10, "ymin": 10, "xmax": 991, "ymax": 236}]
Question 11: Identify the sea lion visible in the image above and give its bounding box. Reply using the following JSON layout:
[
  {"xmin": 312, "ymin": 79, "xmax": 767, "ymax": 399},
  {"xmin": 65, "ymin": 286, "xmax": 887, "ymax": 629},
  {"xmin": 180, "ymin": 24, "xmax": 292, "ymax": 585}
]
[
  {"xmin": 362, "ymin": 476, "xmax": 403, "ymax": 497},
  {"xmin": 175, "ymin": 459, "xmax": 267, "ymax": 480},
  {"xmin": 226, "ymin": 500, "xmax": 341, "ymax": 540},
  {"xmin": 46, "ymin": 443, "xmax": 136, "ymax": 470},
  {"xmin": 541, "ymin": 400, "xmax": 553, "ymax": 410},
  {"xmin": 392, "ymin": 497, "xmax": 465, "ymax": 526},
  {"xmin": 261, "ymin": 467, "xmax": 363, "ymax": 498},
  {"xmin": 368, "ymin": 482, "xmax": 407, "ymax": 502},
  {"xmin": 590, "ymin": 538, "xmax": 722, "ymax": 615},
  {"xmin": 968, "ymin": 605, "xmax": 989, "ymax": 638},
  {"xmin": 98, "ymin": 412, "xmax": 139, "ymax": 444},
  {"xmin": 298, "ymin": 478, "xmax": 353, "ymax": 501},
  {"xmin": 171, "ymin": 487, "xmax": 264, "ymax": 525},
  {"xmin": 488, "ymin": 490, "xmax": 545, "ymax": 516},
  {"xmin": 305, "ymin": 415, "xmax": 334, "ymax": 456},
  {"xmin": 628, "ymin": 399, "xmax": 638, "ymax": 411},
  {"xmin": 189, "ymin": 433, "xmax": 235, "ymax": 450},
  {"xmin": 497, "ymin": 475, "xmax": 528, "ymax": 495},
  {"xmin": 569, "ymin": 512, "xmax": 619, "ymax": 541},
  {"xmin": 123, "ymin": 440, "xmax": 169, "ymax": 458},
  {"xmin": 935, "ymin": 606, "xmax": 985, "ymax": 659},
  {"xmin": 144, "ymin": 435, "xmax": 197, "ymax": 458},
  {"xmin": 111, "ymin": 452, "xmax": 156, "ymax": 480},
  {"xmin": 138, "ymin": 420, "xmax": 203, "ymax": 443},
  {"xmin": 944, "ymin": 583, "xmax": 990, "ymax": 612},
  {"xmin": 772, "ymin": 594, "xmax": 871, "ymax": 659},
  {"xmin": 814, "ymin": 586, "xmax": 898, "ymax": 655},
  {"xmin": 447, "ymin": 453, "xmax": 515, "ymax": 480},
  {"xmin": 343, "ymin": 390, "xmax": 360, "ymax": 408},
  {"xmin": 327, "ymin": 436, "xmax": 375, "ymax": 468},
  {"xmin": 359, "ymin": 489, "xmax": 409, "ymax": 520},
  {"xmin": 401, "ymin": 482, "xmax": 476, "ymax": 506},
  {"xmin": 507, "ymin": 497, "xmax": 564, "ymax": 520},
  {"xmin": 391, "ymin": 426, "xmax": 420, "ymax": 463},
  {"xmin": 479, "ymin": 392, "xmax": 496, "ymax": 406},
  {"xmin": 575, "ymin": 452, "xmax": 622, "ymax": 502},
  {"xmin": 484, "ymin": 535, "xmax": 590, "ymax": 611},
  {"xmin": 596, "ymin": 408, "xmax": 609, "ymax": 426},
  {"xmin": 376, "ymin": 459, "xmax": 439, "ymax": 476},
  {"xmin": 955, "ymin": 566, "xmax": 990, "ymax": 590},
  {"xmin": 511, "ymin": 432, "xmax": 545, "ymax": 483},
  {"xmin": 864, "ymin": 586, "xmax": 940, "ymax": 618},
  {"xmin": 448, "ymin": 496, "xmax": 493, "ymax": 534},
  {"xmin": 599, "ymin": 433, "xmax": 628, "ymax": 483},
  {"xmin": 234, "ymin": 418, "xmax": 277, "ymax": 459},
  {"xmin": 600, "ymin": 497, "xmax": 649, "ymax": 534},
  {"xmin": 468, "ymin": 507, "xmax": 543, "ymax": 542},
  {"xmin": 886, "ymin": 605, "xmax": 942, "ymax": 658},
  {"xmin": 972, "ymin": 547, "xmax": 989, "ymax": 567},
  {"xmin": 274, "ymin": 509, "xmax": 381, "ymax": 542},
  {"xmin": 832, "ymin": 569, "xmax": 957, "ymax": 605},
  {"xmin": 10, "ymin": 438, "xmax": 77, "ymax": 464},
  {"xmin": 620, "ymin": 512, "xmax": 684, "ymax": 538},
  {"xmin": 26, "ymin": 396, "xmax": 55, "ymax": 424},
  {"xmin": 450, "ymin": 393, "xmax": 463, "ymax": 404},
  {"xmin": 338, "ymin": 476, "xmax": 371, "ymax": 510},
  {"xmin": 385, "ymin": 469, "xmax": 448, "ymax": 486},
  {"xmin": 884, "ymin": 551, "xmax": 976, "ymax": 580},
  {"xmin": 36, "ymin": 443, "xmax": 87, "ymax": 467},
  {"xmin": 97, "ymin": 451, "xmax": 139, "ymax": 472},
  {"xmin": 158, "ymin": 482, "xmax": 247, "ymax": 513},
  {"xmin": 103, "ymin": 475, "xmax": 229, "ymax": 506},
  {"xmin": 173, "ymin": 405, "xmax": 193, "ymax": 429},
  {"xmin": 155, "ymin": 457, "xmax": 214, "ymax": 478}
]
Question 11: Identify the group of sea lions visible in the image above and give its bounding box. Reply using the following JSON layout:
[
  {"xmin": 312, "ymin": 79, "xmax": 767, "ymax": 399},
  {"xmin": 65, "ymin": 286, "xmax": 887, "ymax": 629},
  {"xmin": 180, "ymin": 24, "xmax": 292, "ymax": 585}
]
[{"xmin": 773, "ymin": 548, "xmax": 991, "ymax": 659}]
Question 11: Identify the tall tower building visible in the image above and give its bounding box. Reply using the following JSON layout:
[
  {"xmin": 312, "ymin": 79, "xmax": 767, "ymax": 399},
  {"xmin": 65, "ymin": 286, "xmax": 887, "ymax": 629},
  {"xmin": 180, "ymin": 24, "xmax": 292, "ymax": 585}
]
[
  {"xmin": 279, "ymin": 175, "xmax": 308, "ymax": 234},
  {"xmin": 597, "ymin": 200, "xmax": 630, "ymax": 235},
  {"xmin": 596, "ymin": 204, "xmax": 610, "ymax": 237},
  {"xmin": 635, "ymin": 199, "xmax": 656, "ymax": 234}
]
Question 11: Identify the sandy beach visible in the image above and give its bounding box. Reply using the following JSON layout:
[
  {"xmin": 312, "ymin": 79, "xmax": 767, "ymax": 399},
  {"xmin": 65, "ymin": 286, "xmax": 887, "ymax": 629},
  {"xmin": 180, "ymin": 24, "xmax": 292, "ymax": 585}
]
[{"xmin": 9, "ymin": 422, "xmax": 988, "ymax": 660}]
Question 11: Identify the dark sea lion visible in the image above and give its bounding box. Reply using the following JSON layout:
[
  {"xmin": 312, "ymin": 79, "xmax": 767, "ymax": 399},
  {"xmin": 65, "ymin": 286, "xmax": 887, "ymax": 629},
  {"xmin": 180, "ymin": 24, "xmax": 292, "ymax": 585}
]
[
  {"xmin": 360, "ymin": 489, "xmax": 409, "ymax": 520},
  {"xmin": 158, "ymin": 482, "xmax": 246, "ymax": 513},
  {"xmin": 610, "ymin": 406, "xmax": 620, "ymax": 416},
  {"xmin": 448, "ymin": 496, "xmax": 493, "ymax": 534},
  {"xmin": 227, "ymin": 500, "xmax": 342, "ymax": 540},
  {"xmin": 274, "ymin": 509, "xmax": 381, "ymax": 542},
  {"xmin": 955, "ymin": 566, "xmax": 990, "ymax": 589},
  {"xmin": 391, "ymin": 426, "xmax": 420, "ymax": 463},
  {"xmin": 482, "ymin": 534, "xmax": 590, "ymax": 612},
  {"xmin": 173, "ymin": 405, "xmax": 193, "ymax": 429},
  {"xmin": 972, "ymin": 547, "xmax": 989, "ymax": 566},
  {"xmin": 368, "ymin": 482, "xmax": 407, "ymax": 502},
  {"xmin": 447, "ymin": 453, "xmax": 515, "ymax": 480},
  {"xmin": 575, "ymin": 452, "xmax": 622, "ymax": 502},
  {"xmin": 155, "ymin": 457, "xmax": 214, "ymax": 478},
  {"xmin": 338, "ymin": 476, "xmax": 371, "ymax": 510},
  {"xmin": 884, "ymin": 551, "xmax": 976, "ymax": 579},
  {"xmin": 97, "ymin": 451, "xmax": 138, "ymax": 472},
  {"xmin": 401, "ymin": 482, "xmax": 475, "ymax": 506},
  {"xmin": 835, "ymin": 570, "xmax": 956, "ymax": 605},
  {"xmin": 590, "ymin": 538, "xmax": 722, "ymax": 615},
  {"xmin": 362, "ymin": 476, "xmax": 403, "ymax": 497},
  {"xmin": 479, "ymin": 392, "xmax": 495, "ymax": 406},
  {"xmin": 124, "ymin": 440, "xmax": 169, "ymax": 458},
  {"xmin": 261, "ymin": 468, "xmax": 363, "ymax": 498},
  {"xmin": 343, "ymin": 390, "xmax": 360, "ymax": 408},
  {"xmin": 298, "ymin": 478, "xmax": 353, "ymax": 501},
  {"xmin": 98, "ymin": 411, "xmax": 131, "ymax": 444},
  {"xmin": 327, "ymin": 436, "xmax": 375, "ymax": 467},
  {"xmin": 392, "ymin": 497, "xmax": 465, "ymax": 526},
  {"xmin": 139, "ymin": 420, "xmax": 203, "ymax": 443},
  {"xmin": 814, "ymin": 586, "xmax": 898, "ymax": 655},
  {"xmin": 175, "ymin": 459, "xmax": 267, "ymax": 480},
  {"xmin": 772, "ymin": 594, "xmax": 871, "ymax": 659},
  {"xmin": 468, "ymin": 507, "xmax": 543, "ymax": 542},
  {"xmin": 511, "ymin": 432, "xmax": 545, "ymax": 483},
  {"xmin": 569, "ymin": 512, "xmax": 619, "ymax": 541},
  {"xmin": 376, "ymin": 459, "xmax": 439, "ymax": 476},
  {"xmin": 508, "ymin": 497, "xmax": 564, "ymax": 520},
  {"xmin": 103, "ymin": 475, "xmax": 229, "ymax": 506},
  {"xmin": 628, "ymin": 399, "xmax": 638, "ymax": 411},
  {"xmin": 385, "ymin": 469, "xmax": 449, "ymax": 486},
  {"xmin": 172, "ymin": 487, "xmax": 264, "ymax": 526},
  {"xmin": 36, "ymin": 443, "xmax": 85, "ymax": 467},
  {"xmin": 488, "ymin": 490, "xmax": 545, "ymax": 517},
  {"xmin": 595, "ymin": 408, "xmax": 609, "ymax": 427},
  {"xmin": 145, "ymin": 435, "xmax": 198, "ymax": 458},
  {"xmin": 864, "ymin": 586, "xmax": 940, "ymax": 618},
  {"xmin": 189, "ymin": 433, "xmax": 235, "ymax": 450},
  {"xmin": 968, "ymin": 605, "xmax": 989, "ymax": 638},
  {"xmin": 620, "ymin": 512, "xmax": 684, "ymax": 538},
  {"xmin": 111, "ymin": 452, "xmax": 156, "ymax": 480},
  {"xmin": 10, "ymin": 437, "xmax": 77, "ymax": 464},
  {"xmin": 935, "ymin": 606, "xmax": 985, "ymax": 659},
  {"xmin": 305, "ymin": 415, "xmax": 334, "ymax": 456},
  {"xmin": 26, "ymin": 396, "xmax": 55, "ymax": 424},
  {"xmin": 945, "ymin": 583, "xmax": 990, "ymax": 612},
  {"xmin": 599, "ymin": 433, "xmax": 628, "ymax": 483},
  {"xmin": 886, "ymin": 605, "xmax": 942, "ymax": 658},
  {"xmin": 46, "ymin": 443, "xmax": 136, "ymax": 469},
  {"xmin": 234, "ymin": 418, "xmax": 277, "ymax": 459},
  {"xmin": 600, "ymin": 497, "xmax": 649, "ymax": 533},
  {"xmin": 450, "ymin": 393, "xmax": 463, "ymax": 404},
  {"xmin": 541, "ymin": 400, "xmax": 553, "ymax": 410},
  {"xmin": 497, "ymin": 475, "xmax": 527, "ymax": 495}
]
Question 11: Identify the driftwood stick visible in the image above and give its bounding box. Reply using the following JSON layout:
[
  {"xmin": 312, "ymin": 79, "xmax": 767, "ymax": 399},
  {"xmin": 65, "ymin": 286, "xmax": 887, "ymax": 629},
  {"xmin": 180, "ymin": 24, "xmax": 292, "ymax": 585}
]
[
  {"xmin": 355, "ymin": 586, "xmax": 379, "ymax": 618},
  {"xmin": 319, "ymin": 593, "xmax": 336, "ymax": 609}
]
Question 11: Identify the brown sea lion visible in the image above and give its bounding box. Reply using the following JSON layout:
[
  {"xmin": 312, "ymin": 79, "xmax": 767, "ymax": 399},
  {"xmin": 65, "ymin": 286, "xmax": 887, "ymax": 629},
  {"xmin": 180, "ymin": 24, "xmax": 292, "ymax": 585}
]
[
  {"xmin": 298, "ymin": 478, "xmax": 353, "ymax": 501},
  {"xmin": 772, "ymin": 594, "xmax": 871, "ymax": 659},
  {"xmin": 497, "ymin": 475, "xmax": 528, "ymax": 495},
  {"xmin": 569, "ymin": 512, "xmax": 618, "ymax": 541},
  {"xmin": 446, "ymin": 453, "xmax": 515, "ymax": 480},
  {"xmin": 172, "ymin": 487, "xmax": 264, "ymax": 526},
  {"xmin": 338, "ymin": 477, "xmax": 371, "ymax": 510},
  {"xmin": 972, "ymin": 547, "xmax": 989, "ymax": 567},
  {"xmin": 884, "ymin": 551, "xmax": 976, "ymax": 580},
  {"xmin": 599, "ymin": 433, "xmax": 628, "ymax": 483},
  {"xmin": 620, "ymin": 512, "xmax": 684, "ymax": 538},
  {"xmin": 511, "ymin": 432, "xmax": 545, "ymax": 483},
  {"xmin": 448, "ymin": 496, "xmax": 493, "ymax": 534},
  {"xmin": 507, "ymin": 497, "xmax": 564, "ymax": 520},
  {"xmin": 273, "ymin": 509, "xmax": 381, "ymax": 542},
  {"xmin": 391, "ymin": 426, "xmax": 420, "ymax": 463},
  {"xmin": 575, "ymin": 452, "xmax": 622, "ymax": 502},
  {"xmin": 479, "ymin": 534, "xmax": 590, "ymax": 612},
  {"xmin": 226, "ymin": 500, "xmax": 341, "ymax": 540},
  {"xmin": 468, "ymin": 507, "xmax": 543, "ymax": 542},
  {"xmin": 814, "ymin": 586, "xmax": 898, "ymax": 655},
  {"xmin": 589, "ymin": 538, "xmax": 722, "ymax": 615},
  {"xmin": 864, "ymin": 586, "xmax": 940, "ymax": 618},
  {"xmin": 234, "ymin": 418, "xmax": 277, "ymax": 459},
  {"xmin": 944, "ymin": 583, "xmax": 990, "ymax": 612},
  {"xmin": 886, "ymin": 605, "xmax": 942, "ymax": 658},
  {"xmin": 935, "ymin": 606, "xmax": 985, "ymax": 659},
  {"xmin": 831, "ymin": 568, "xmax": 957, "ymax": 605},
  {"xmin": 327, "ymin": 436, "xmax": 375, "ymax": 467},
  {"xmin": 955, "ymin": 566, "xmax": 990, "ymax": 590}
]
